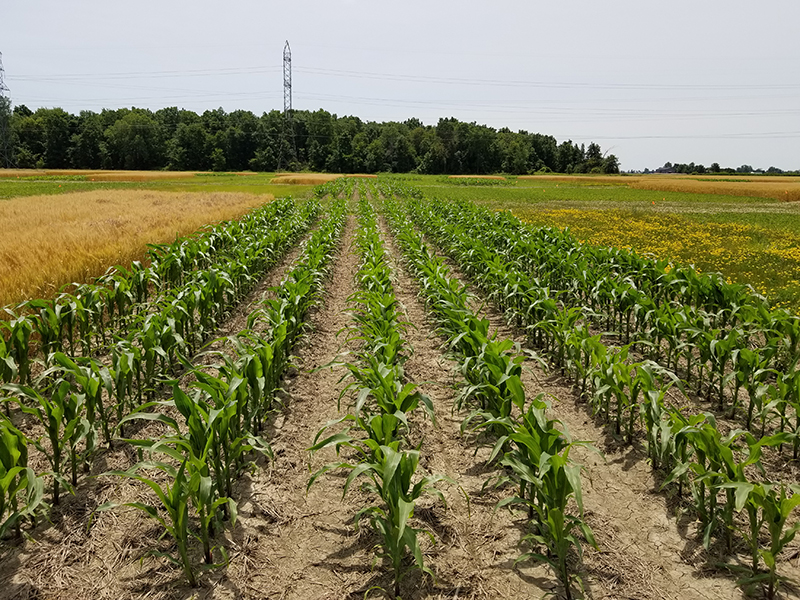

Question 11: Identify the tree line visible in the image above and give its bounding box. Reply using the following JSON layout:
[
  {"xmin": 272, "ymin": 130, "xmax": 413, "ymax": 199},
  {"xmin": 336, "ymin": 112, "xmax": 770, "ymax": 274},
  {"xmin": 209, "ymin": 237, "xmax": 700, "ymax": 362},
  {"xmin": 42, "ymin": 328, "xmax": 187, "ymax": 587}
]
[
  {"xmin": 1, "ymin": 101, "xmax": 620, "ymax": 175},
  {"xmin": 645, "ymin": 161, "xmax": 797, "ymax": 175}
]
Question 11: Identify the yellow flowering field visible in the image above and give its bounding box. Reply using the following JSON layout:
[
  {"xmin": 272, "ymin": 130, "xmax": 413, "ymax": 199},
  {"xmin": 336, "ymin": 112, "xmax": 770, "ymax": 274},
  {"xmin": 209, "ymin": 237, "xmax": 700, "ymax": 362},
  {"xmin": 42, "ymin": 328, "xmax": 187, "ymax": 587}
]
[{"xmin": 514, "ymin": 207, "xmax": 800, "ymax": 310}]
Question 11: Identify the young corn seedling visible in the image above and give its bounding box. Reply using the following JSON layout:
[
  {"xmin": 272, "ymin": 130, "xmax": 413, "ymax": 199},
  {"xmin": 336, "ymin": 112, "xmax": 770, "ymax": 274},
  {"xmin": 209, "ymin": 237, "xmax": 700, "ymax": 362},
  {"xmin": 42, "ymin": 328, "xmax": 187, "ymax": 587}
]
[
  {"xmin": 1, "ymin": 313, "xmax": 33, "ymax": 385},
  {"xmin": 721, "ymin": 481, "xmax": 800, "ymax": 600},
  {"xmin": 119, "ymin": 389, "xmax": 235, "ymax": 567},
  {"xmin": 52, "ymin": 352, "xmax": 114, "ymax": 448},
  {"xmin": 309, "ymin": 445, "xmax": 450, "ymax": 599},
  {"xmin": 102, "ymin": 461, "xmax": 199, "ymax": 586},
  {"xmin": 662, "ymin": 414, "xmax": 773, "ymax": 551},
  {"xmin": 0, "ymin": 419, "xmax": 45, "ymax": 538},
  {"xmin": 523, "ymin": 447, "xmax": 596, "ymax": 600},
  {"xmin": 0, "ymin": 335, "xmax": 17, "ymax": 388},
  {"xmin": 474, "ymin": 393, "xmax": 595, "ymax": 600},
  {"xmin": 3, "ymin": 380, "xmax": 87, "ymax": 505}
]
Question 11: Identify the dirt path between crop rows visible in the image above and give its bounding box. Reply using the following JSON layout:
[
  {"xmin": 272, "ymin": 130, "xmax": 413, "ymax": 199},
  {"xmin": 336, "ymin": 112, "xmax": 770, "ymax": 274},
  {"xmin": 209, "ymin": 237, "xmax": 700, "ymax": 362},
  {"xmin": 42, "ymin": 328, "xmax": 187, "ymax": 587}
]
[{"xmin": 204, "ymin": 212, "xmax": 373, "ymax": 600}]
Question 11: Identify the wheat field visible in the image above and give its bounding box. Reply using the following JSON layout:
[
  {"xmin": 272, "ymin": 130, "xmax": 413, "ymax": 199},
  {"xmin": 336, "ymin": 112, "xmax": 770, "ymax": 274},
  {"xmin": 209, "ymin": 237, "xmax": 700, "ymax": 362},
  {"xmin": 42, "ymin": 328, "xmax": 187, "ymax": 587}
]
[
  {"xmin": 0, "ymin": 189, "xmax": 272, "ymax": 305},
  {"xmin": 271, "ymin": 173, "xmax": 343, "ymax": 185},
  {"xmin": 517, "ymin": 174, "xmax": 800, "ymax": 201}
]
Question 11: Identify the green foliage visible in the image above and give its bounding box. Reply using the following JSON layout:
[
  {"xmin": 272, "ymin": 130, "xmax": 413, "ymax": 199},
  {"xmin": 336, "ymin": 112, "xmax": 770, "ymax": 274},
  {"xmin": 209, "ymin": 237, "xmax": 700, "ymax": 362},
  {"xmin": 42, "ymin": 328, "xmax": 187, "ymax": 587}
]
[
  {"xmin": 101, "ymin": 462, "xmax": 200, "ymax": 586},
  {"xmin": 9, "ymin": 105, "xmax": 617, "ymax": 174},
  {"xmin": 438, "ymin": 176, "xmax": 516, "ymax": 186},
  {"xmin": 0, "ymin": 419, "xmax": 45, "ymax": 538},
  {"xmin": 3, "ymin": 379, "xmax": 88, "ymax": 505}
]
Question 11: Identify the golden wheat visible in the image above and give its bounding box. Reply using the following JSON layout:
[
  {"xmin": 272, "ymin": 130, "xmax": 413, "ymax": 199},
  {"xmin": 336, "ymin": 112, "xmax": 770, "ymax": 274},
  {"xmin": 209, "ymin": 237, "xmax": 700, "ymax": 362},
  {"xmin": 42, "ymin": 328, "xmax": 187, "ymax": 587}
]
[
  {"xmin": 517, "ymin": 174, "xmax": 800, "ymax": 202},
  {"xmin": 0, "ymin": 190, "xmax": 272, "ymax": 305},
  {"xmin": 517, "ymin": 175, "xmax": 627, "ymax": 184},
  {"xmin": 629, "ymin": 177, "xmax": 800, "ymax": 202},
  {"xmin": 270, "ymin": 174, "xmax": 343, "ymax": 185}
]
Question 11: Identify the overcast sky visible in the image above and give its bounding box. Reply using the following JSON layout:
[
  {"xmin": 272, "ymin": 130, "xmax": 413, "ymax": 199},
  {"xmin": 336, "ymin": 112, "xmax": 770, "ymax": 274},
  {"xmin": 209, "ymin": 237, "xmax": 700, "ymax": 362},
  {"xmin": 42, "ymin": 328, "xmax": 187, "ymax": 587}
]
[{"xmin": 4, "ymin": 0, "xmax": 799, "ymax": 171}]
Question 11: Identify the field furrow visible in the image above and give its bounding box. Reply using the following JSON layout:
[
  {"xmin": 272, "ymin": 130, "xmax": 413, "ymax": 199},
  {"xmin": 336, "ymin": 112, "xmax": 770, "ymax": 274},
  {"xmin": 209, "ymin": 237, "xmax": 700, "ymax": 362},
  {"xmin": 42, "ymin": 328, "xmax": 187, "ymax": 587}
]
[{"xmin": 216, "ymin": 212, "xmax": 364, "ymax": 599}]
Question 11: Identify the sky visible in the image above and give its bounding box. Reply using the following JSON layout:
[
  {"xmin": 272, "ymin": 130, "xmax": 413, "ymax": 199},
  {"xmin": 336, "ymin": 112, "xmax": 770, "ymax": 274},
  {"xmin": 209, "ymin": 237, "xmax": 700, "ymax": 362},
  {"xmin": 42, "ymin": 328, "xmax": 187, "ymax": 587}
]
[{"xmin": 3, "ymin": 0, "xmax": 799, "ymax": 171}]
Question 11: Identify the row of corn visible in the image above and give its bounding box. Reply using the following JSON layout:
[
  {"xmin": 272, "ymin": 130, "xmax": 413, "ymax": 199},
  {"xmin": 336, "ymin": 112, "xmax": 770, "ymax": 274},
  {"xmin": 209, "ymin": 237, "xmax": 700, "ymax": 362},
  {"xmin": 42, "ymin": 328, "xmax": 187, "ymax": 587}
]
[
  {"xmin": 0, "ymin": 198, "xmax": 342, "ymax": 586},
  {"xmin": 308, "ymin": 193, "xmax": 446, "ymax": 598},
  {"xmin": 380, "ymin": 189, "xmax": 593, "ymax": 600},
  {"xmin": 99, "ymin": 197, "xmax": 347, "ymax": 585}
]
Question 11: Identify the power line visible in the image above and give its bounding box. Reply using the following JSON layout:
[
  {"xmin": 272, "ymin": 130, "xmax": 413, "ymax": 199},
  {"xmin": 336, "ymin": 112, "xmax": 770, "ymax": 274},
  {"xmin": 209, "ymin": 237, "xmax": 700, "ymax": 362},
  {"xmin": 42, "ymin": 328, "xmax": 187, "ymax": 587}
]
[
  {"xmin": 12, "ymin": 65, "xmax": 281, "ymax": 82},
  {"xmin": 294, "ymin": 65, "xmax": 800, "ymax": 92},
  {"xmin": 11, "ymin": 63, "xmax": 799, "ymax": 92},
  {"xmin": 552, "ymin": 131, "xmax": 800, "ymax": 141},
  {"xmin": 293, "ymin": 90, "xmax": 800, "ymax": 120}
]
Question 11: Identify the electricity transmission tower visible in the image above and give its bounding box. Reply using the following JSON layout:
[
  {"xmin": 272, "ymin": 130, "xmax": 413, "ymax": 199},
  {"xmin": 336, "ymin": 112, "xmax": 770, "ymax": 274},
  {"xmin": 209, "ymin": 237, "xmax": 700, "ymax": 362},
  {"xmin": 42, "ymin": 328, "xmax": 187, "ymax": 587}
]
[
  {"xmin": 0, "ymin": 52, "xmax": 12, "ymax": 168},
  {"xmin": 276, "ymin": 40, "xmax": 296, "ymax": 171}
]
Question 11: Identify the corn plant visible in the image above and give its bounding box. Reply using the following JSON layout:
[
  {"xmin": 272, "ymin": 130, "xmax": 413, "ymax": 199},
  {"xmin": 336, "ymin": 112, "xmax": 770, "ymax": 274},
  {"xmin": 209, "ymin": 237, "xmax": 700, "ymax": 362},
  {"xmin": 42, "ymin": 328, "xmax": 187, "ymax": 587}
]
[
  {"xmin": 0, "ymin": 419, "xmax": 45, "ymax": 538},
  {"xmin": 224, "ymin": 331, "xmax": 281, "ymax": 433},
  {"xmin": 636, "ymin": 365, "xmax": 681, "ymax": 472},
  {"xmin": 721, "ymin": 481, "xmax": 800, "ymax": 600},
  {"xmin": 662, "ymin": 415, "xmax": 781, "ymax": 551},
  {"xmin": 119, "ymin": 383, "xmax": 242, "ymax": 567},
  {"xmin": 52, "ymin": 352, "xmax": 113, "ymax": 448},
  {"xmin": 102, "ymin": 461, "xmax": 199, "ymax": 586},
  {"xmin": 310, "ymin": 445, "xmax": 449, "ymax": 599},
  {"xmin": 0, "ymin": 334, "xmax": 17, "ymax": 387},
  {"xmin": 516, "ymin": 447, "xmax": 594, "ymax": 600},
  {"xmin": 1, "ymin": 312, "xmax": 33, "ymax": 385},
  {"xmin": 473, "ymin": 393, "xmax": 595, "ymax": 600},
  {"xmin": 108, "ymin": 341, "xmax": 142, "ymax": 437},
  {"xmin": 191, "ymin": 370, "xmax": 273, "ymax": 500},
  {"xmin": 3, "ymin": 379, "xmax": 87, "ymax": 504}
]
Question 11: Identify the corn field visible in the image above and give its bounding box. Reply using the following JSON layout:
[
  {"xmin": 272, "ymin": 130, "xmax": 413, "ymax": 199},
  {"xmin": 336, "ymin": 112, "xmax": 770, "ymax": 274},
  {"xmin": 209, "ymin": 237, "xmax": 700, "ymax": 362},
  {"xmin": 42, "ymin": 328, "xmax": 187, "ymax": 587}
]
[{"xmin": 0, "ymin": 178, "xmax": 799, "ymax": 600}]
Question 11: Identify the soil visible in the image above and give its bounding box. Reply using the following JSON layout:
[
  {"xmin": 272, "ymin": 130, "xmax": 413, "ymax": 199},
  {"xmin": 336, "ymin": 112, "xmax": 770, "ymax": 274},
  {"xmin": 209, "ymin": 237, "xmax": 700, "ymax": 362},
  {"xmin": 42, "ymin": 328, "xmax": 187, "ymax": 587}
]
[{"xmin": 2, "ymin": 196, "xmax": 799, "ymax": 600}]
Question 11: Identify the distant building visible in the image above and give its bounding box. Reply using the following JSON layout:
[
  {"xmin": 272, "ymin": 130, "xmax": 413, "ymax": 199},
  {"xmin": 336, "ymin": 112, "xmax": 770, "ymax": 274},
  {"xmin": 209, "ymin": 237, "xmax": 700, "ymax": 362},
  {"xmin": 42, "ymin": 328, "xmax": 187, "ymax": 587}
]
[{"xmin": 654, "ymin": 166, "xmax": 676, "ymax": 174}]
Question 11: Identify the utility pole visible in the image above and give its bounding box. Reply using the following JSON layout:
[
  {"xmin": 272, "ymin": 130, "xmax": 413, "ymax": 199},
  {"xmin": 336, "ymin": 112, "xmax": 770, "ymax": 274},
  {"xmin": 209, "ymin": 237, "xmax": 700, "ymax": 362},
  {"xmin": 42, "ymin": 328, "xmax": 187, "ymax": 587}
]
[
  {"xmin": 276, "ymin": 40, "xmax": 296, "ymax": 171},
  {"xmin": 0, "ymin": 52, "xmax": 13, "ymax": 169}
]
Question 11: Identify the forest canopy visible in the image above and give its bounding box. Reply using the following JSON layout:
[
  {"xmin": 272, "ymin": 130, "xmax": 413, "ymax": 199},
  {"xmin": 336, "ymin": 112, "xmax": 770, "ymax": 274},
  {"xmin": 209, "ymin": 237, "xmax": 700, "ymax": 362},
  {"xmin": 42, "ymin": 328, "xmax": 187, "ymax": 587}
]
[{"xmin": 4, "ymin": 103, "xmax": 620, "ymax": 175}]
